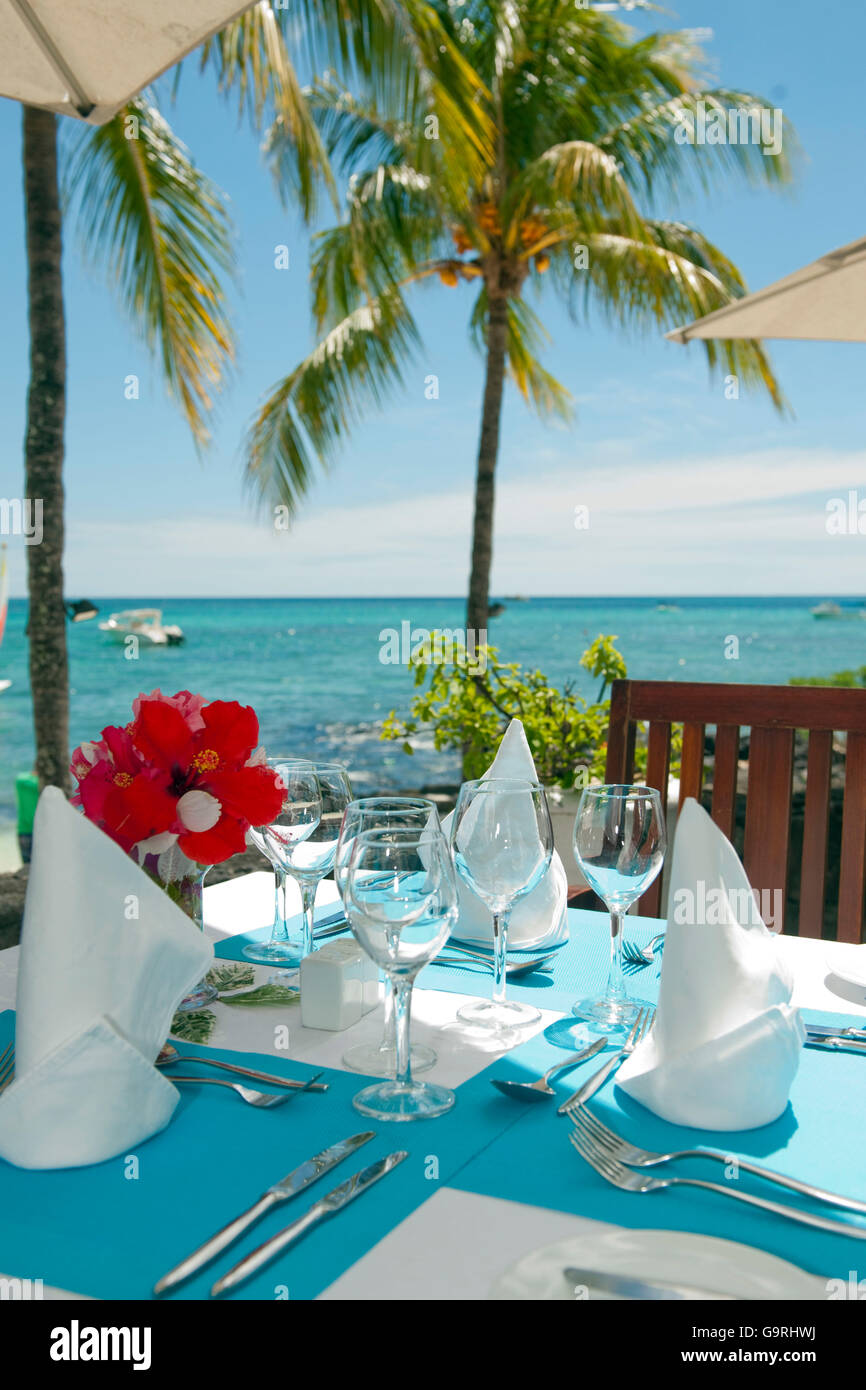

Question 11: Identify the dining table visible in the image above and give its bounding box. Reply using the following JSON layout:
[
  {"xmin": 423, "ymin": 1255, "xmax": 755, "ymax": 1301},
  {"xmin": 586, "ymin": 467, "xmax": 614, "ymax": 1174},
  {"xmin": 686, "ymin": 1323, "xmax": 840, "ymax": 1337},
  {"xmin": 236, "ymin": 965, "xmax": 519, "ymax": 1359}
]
[{"xmin": 1, "ymin": 869, "xmax": 865, "ymax": 1302}]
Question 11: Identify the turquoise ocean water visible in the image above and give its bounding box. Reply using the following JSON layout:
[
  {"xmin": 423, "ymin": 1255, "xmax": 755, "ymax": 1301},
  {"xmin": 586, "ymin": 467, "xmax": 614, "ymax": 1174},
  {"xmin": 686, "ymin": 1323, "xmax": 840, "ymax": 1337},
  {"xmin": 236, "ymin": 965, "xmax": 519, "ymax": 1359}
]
[{"xmin": 2, "ymin": 595, "xmax": 866, "ymax": 825}]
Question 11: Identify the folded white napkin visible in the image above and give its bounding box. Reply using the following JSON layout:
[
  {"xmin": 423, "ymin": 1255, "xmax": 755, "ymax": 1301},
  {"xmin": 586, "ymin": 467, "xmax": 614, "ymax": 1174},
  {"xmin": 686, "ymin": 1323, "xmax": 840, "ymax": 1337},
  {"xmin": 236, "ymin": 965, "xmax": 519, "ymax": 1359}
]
[
  {"xmin": 617, "ymin": 798, "xmax": 805, "ymax": 1131},
  {"xmin": 442, "ymin": 719, "xmax": 568, "ymax": 949},
  {"xmin": 0, "ymin": 787, "xmax": 212, "ymax": 1169}
]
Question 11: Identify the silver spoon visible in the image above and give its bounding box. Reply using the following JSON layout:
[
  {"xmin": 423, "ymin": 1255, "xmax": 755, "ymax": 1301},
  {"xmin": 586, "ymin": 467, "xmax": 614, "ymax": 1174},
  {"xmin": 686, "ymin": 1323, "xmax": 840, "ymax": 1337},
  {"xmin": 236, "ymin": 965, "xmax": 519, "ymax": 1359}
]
[
  {"xmin": 169, "ymin": 1072, "xmax": 323, "ymax": 1108},
  {"xmin": 156, "ymin": 1044, "xmax": 328, "ymax": 1092},
  {"xmin": 491, "ymin": 1039, "xmax": 607, "ymax": 1102},
  {"xmin": 431, "ymin": 945, "xmax": 552, "ymax": 976}
]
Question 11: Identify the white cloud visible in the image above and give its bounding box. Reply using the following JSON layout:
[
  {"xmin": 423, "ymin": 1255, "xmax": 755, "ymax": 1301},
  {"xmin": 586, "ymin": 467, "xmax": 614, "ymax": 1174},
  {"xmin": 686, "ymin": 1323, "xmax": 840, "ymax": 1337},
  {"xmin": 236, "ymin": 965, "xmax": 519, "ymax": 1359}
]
[{"xmin": 4, "ymin": 445, "xmax": 865, "ymax": 597}]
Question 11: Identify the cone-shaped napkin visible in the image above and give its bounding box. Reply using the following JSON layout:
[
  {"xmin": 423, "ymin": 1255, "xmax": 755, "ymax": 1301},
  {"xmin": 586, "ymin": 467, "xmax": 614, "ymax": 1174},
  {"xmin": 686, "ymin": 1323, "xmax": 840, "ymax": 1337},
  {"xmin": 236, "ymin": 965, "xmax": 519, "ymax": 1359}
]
[
  {"xmin": 0, "ymin": 788, "xmax": 212, "ymax": 1168},
  {"xmin": 442, "ymin": 719, "xmax": 568, "ymax": 949},
  {"xmin": 617, "ymin": 799, "xmax": 805, "ymax": 1131}
]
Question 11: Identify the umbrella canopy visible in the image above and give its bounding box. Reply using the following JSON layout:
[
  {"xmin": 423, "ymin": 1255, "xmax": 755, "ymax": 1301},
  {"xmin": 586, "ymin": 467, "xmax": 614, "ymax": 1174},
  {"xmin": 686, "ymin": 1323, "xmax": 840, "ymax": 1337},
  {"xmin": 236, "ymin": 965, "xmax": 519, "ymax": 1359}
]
[
  {"xmin": 667, "ymin": 235, "xmax": 866, "ymax": 345},
  {"xmin": 0, "ymin": 0, "xmax": 254, "ymax": 123}
]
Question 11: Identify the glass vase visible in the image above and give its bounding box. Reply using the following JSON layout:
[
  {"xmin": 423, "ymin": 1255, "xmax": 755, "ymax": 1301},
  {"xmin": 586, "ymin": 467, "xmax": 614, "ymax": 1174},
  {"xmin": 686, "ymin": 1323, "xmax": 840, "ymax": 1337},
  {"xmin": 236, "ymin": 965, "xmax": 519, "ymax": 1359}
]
[{"xmin": 143, "ymin": 855, "xmax": 217, "ymax": 1013}]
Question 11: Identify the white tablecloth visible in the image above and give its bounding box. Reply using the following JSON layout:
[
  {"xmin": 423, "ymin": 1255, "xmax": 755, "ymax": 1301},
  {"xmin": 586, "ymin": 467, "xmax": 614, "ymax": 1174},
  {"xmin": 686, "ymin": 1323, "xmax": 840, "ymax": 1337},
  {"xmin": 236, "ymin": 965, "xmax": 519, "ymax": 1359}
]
[{"xmin": 1, "ymin": 873, "xmax": 863, "ymax": 1300}]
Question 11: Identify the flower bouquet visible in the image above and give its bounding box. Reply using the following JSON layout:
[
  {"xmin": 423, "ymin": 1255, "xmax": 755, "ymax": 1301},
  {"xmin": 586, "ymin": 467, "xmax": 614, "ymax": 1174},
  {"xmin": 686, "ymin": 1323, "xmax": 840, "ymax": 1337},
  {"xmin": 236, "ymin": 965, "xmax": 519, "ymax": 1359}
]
[{"xmin": 70, "ymin": 689, "xmax": 284, "ymax": 1010}]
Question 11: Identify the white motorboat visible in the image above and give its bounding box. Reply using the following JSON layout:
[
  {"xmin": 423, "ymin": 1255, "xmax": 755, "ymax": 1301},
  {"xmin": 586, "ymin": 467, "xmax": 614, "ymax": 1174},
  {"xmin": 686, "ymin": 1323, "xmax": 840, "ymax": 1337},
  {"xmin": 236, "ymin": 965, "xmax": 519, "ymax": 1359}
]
[
  {"xmin": 809, "ymin": 600, "xmax": 866, "ymax": 620},
  {"xmin": 98, "ymin": 608, "xmax": 184, "ymax": 646}
]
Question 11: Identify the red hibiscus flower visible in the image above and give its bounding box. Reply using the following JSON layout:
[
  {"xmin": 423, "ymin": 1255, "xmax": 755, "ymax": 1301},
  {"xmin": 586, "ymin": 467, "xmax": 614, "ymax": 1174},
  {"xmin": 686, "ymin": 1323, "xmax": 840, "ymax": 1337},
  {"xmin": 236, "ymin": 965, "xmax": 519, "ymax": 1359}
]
[{"xmin": 71, "ymin": 691, "xmax": 284, "ymax": 864}]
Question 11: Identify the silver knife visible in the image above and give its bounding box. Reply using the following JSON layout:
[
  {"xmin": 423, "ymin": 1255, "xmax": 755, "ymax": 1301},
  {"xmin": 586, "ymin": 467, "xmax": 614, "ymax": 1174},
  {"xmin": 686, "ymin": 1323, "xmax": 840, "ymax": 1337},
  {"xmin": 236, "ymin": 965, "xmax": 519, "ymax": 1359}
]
[
  {"xmin": 806, "ymin": 1023, "xmax": 866, "ymax": 1042},
  {"xmin": 153, "ymin": 1131, "xmax": 375, "ymax": 1296},
  {"xmin": 211, "ymin": 1150, "xmax": 408, "ymax": 1297},
  {"xmin": 562, "ymin": 1266, "xmax": 737, "ymax": 1301},
  {"xmin": 806, "ymin": 1033, "xmax": 866, "ymax": 1055},
  {"xmin": 313, "ymin": 911, "xmax": 348, "ymax": 938}
]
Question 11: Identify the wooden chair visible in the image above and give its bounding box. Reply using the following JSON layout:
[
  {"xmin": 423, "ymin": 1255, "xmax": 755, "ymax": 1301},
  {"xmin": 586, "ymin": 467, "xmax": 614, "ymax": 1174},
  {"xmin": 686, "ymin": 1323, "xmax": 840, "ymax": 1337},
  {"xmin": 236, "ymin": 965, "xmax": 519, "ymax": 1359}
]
[{"xmin": 604, "ymin": 680, "xmax": 866, "ymax": 942}]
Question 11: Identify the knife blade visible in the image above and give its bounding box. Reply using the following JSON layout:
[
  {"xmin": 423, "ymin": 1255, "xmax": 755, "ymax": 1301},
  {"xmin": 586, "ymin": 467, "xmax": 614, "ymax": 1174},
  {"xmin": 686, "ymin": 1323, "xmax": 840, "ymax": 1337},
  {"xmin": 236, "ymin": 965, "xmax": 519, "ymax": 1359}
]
[
  {"xmin": 562, "ymin": 1266, "xmax": 737, "ymax": 1301},
  {"xmin": 806, "ymin": 1023, "xmax": 866, "ymax": 1042},
  {"xmin": 153, "ymin": 1131, "xmax": 375, "ymax": 1296},
  {"xmin": 313, "ymin": 910, "xmax": 349, "ymax": 938},
  {"xmin": 806, "ymin": 1032, "xmax": 866, "ymax": 1055},
  {"xmin": 210, "ymin": 1150, "xmax": 408, "ymax": 1297}
]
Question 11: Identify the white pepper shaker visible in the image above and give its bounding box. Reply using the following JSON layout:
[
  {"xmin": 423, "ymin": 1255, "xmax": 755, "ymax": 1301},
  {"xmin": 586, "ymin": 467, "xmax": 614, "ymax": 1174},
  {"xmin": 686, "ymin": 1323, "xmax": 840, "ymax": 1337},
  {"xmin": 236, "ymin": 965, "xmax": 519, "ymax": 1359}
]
[{"xmin": 299, "ymin": 938, "xmax": 379, "ymax": 1031}]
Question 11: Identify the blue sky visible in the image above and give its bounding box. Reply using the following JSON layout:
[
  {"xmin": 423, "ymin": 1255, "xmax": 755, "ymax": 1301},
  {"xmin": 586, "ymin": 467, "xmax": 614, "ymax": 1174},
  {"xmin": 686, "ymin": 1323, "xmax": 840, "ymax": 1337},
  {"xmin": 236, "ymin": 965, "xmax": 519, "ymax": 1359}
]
[{"xmin": 1, "ymin": 0, "xmax": 865, "ymax": 598}]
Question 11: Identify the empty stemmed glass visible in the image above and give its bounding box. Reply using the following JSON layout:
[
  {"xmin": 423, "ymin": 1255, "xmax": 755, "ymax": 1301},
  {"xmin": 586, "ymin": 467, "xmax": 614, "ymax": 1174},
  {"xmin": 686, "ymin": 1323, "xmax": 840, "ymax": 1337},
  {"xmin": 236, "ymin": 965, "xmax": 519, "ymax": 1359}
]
[
  {"xmin": 345, "ymin": 827, "xmax": 458, "ymax": 1121},
  {"xmin": 283, "ymin": 761, "xmax": 353, "ymax": 964},
  {"xmin": 450, "ymin": 777, "xmax": 553, "ymax": 1041},
  {"xmin": 335, "ymin": 797, "xmax": 441, "ymax": 1075},
  {"xmin": 245, "ymin": 760, "xmax": 352, "ymax": 967},
  {"xmin": 243, "ymin": 759, "xmax": 321, "ymax": 964},
  {"xmin": 547, "ymin": 784, "xmax": 665, "ymax": 1046}
]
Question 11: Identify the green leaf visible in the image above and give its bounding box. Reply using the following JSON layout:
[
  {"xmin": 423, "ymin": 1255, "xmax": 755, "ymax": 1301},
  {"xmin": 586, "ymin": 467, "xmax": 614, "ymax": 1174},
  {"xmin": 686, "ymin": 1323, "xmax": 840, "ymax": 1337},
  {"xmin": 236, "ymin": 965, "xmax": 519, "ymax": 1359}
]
[
  {"xmin": 220, "ymin": 984, "xmax": 300, "ymax": 1008},
  {"xmin": 208, "ymin": 963, "xmax": 255, "ymax": 992},
  {"xmin": 64, "ymin": 95, "xmax": 235, "ymax": 447},
  {"xmin": 170, "ymin": 1009, "xmax": 217, "ymax": 1044}
]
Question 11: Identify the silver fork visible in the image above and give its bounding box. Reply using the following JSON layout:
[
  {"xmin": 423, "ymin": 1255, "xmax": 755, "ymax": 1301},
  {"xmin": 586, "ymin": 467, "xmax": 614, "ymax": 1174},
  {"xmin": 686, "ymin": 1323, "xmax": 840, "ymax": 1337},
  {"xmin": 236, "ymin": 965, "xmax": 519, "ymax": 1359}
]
[
  {"xmin": 573, "ymin": 1104, "xmax": 866, "ymax": 1217},
  {"xmin": 622, "ymin": 934, "xmax": 665, "ymax": 975},
  {"xmin": 0, "ymin": 1041, "xmax": 13, "ymax": 1094},
  {"xmin": 557, "ymin": 1007, "xmax": 654, "ymax": 1116},
  {"xmin": 569, "ymin": 1117, "xmax": 866, "ymax": 1240},
  {"xmin": 171, "ymin": 1071, "xmax": 323, "ymax": 1108}
]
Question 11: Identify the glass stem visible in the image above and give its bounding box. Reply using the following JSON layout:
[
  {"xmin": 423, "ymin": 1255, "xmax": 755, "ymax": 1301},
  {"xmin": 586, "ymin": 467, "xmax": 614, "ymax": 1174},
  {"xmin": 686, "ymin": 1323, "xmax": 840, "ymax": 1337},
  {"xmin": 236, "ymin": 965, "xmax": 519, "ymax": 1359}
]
[
  {"xmin": 492, "ymin": 909, "xmax": 509, "ymax": 1006},
  {"xmin": 381, "ymin": 975, "xmax": 395, "ymax": 1049},
  {"xmin": 392, "ymin": 976, "xmax": 413, "ymax": 1088},
  {"xmin": 298, "ymin": 877, "xmax": 318, "ymax": 959},
  {"xmin": 269, "ymin": 866, "xmax": 289, "ymax": 947},
  {"xmin": 607, "ymin": 909, "xmax": 627, "ymax": 1002}
]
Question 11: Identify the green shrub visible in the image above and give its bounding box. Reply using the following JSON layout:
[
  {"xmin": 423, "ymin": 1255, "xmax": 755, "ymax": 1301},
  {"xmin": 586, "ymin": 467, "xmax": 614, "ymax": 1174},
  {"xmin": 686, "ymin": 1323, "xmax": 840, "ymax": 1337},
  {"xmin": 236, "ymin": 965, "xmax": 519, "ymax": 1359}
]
[{"xmin": 382, "ymin": 633, "xmax": 646, "ymax": 787}]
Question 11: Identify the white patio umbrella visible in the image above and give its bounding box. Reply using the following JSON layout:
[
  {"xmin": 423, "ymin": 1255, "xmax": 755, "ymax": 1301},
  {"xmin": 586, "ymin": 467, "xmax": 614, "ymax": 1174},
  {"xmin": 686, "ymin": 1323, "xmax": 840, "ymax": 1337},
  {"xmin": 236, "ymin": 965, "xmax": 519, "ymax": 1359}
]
[
  {"xmin": 667, "ymin": 235, "xmax": 866, "ymax": 345},
  {"xmin": 0, "ymin": 0, "xmax": 255, "ymax": 123}
]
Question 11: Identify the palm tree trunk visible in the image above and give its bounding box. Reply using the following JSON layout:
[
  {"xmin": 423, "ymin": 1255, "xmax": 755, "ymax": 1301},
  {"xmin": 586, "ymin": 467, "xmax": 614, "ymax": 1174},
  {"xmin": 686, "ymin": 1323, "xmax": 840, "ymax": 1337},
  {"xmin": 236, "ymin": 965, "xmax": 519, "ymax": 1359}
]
[
  {"xmin": 466, "ymin": 291, "xmax": 508, "ymax": 639},
  {"xmin": 22, "ymin": 107, "xmax": 70, "ymax": 794}
]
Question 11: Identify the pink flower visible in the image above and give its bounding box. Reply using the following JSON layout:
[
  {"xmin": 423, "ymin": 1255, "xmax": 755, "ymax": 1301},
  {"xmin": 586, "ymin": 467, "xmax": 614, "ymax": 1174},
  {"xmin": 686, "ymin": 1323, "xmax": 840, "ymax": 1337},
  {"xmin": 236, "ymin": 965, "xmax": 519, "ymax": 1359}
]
[{"xmin": 131, "ymin": 689, "xmax": 207, "ymax": 733}]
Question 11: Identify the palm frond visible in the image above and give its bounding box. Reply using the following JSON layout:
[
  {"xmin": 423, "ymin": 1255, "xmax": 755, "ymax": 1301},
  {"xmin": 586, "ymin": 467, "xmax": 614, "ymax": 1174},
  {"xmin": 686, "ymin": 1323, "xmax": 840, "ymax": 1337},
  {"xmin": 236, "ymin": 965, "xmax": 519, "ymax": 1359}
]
[
  {"xmin": 64, "ymin": 96, "xmax": 235, "ymax": 446},
  {"xmin": 575, "ymin": 218, "xmax": 788, "ymax": 411},
  {"xmin": 505, "ymin": 297, "xmax": 573, "ymax": 419},
  {"xmin": 309, "ymin": 163, "xmax": 444, "ymax": 329},
  {"xmin": 505, "ymin": 139, "xmax": 642, "ymax": 246},
  {"xmin": 245, "ymin": 290, "xmax": 421, "ymax": 515},
  {"xmin": 600, "ymin": 88, "xmax": 795, "ymax": 197},
  {"xmin": 198, "ymin": 1, "xmax": 333, "ymax": 216},
  {"xmin": 469, "ymin": 286, "xmax": 573, "ymax": 420}
]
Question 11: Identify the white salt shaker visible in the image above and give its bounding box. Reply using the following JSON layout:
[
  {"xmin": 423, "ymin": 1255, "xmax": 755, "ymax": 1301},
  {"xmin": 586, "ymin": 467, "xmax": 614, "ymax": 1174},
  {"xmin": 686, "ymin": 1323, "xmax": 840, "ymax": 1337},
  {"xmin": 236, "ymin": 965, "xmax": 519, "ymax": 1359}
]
[{"xmin": 299, "ymin": 939, "xmax": 379, "ymax": 1031}]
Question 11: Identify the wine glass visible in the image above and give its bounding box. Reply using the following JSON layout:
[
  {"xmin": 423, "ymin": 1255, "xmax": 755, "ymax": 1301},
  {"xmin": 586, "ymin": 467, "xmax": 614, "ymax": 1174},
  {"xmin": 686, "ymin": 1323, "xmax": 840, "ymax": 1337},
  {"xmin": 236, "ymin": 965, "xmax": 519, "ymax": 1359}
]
[
  {"xmin": 335, "ymin": 797, "xmax": 441, "ymax": 1075},
  {"xmin": 345, "ymin": 827, "xmax": 457, "ymax": 1120},
  {"xmin": 450, "ymin": 777, "xmax": 553, "ymax": 1041},
  {"xmin": 243, "ymin": 759, "xmax": 321, "ymax": 964},
  {"xmin": 275, "ymin": 761, "xmax": 353, "ymax": 966},
  {"xmin": 548, "ymin": 784, "xmax": 665, "ymax": 1045}
]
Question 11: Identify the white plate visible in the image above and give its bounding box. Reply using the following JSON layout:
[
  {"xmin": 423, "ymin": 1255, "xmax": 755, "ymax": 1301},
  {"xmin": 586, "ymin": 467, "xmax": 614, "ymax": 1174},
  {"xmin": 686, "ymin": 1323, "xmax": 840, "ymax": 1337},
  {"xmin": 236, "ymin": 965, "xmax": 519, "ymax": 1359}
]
[
  {"xmin": 825, "ymin": 945, "xmax": 866, "ymax": 991},
  {"xmin": 489, "ymin": 1228, "xmax": 827, "ymax": 1301}
]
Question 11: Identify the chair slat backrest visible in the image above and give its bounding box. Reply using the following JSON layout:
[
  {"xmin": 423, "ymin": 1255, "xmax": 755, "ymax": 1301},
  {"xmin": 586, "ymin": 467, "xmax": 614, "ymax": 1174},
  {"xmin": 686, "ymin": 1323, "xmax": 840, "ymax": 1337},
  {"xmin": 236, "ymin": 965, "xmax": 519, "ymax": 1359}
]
[{"xmin": 603, "ymin": 680, "xmax": 866, "ymax": 940}]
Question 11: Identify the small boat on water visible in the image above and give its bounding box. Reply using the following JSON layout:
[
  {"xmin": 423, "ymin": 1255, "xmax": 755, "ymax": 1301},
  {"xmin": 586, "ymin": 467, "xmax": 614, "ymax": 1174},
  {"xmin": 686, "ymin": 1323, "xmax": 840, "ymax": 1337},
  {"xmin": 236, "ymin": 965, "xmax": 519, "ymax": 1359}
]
[
  {"xmin": 98, "ymin": 608, "xmax": 184, "ymax": 646},
  {"xmin": 809, "ymin": 600, "xmax": 866, "ymax": 620}
]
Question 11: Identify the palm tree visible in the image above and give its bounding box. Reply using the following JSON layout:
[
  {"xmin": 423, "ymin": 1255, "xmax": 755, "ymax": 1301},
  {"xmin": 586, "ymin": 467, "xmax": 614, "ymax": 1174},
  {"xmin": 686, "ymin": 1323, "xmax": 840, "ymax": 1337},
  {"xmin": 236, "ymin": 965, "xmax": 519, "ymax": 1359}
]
[
  {"xmin": 244, "ymin": 0, "xmax": 794, "ymax": 640},
  {"xmin": 20, "ymin": 0, "xmax": 488, "ymax": 793}
]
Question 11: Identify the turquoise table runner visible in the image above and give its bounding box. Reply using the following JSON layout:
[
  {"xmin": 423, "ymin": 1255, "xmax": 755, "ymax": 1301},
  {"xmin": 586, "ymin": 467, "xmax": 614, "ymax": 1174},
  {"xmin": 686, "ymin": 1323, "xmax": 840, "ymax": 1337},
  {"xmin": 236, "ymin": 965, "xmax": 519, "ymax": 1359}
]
[
  {"xmin": 4, "ymin": 906, "xmax": 866, "ymax": 1298},
  {"xmin": 216, "ymin": 909, "xmax": 664, "ymax": 1014},
  {"xmin": 448, "ymin": 1015, "xmax": 866, "ymax": 1281},
  {"xmin": 0, "ymin": 1010, "xmax": 530, "ymax": 1301}
]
